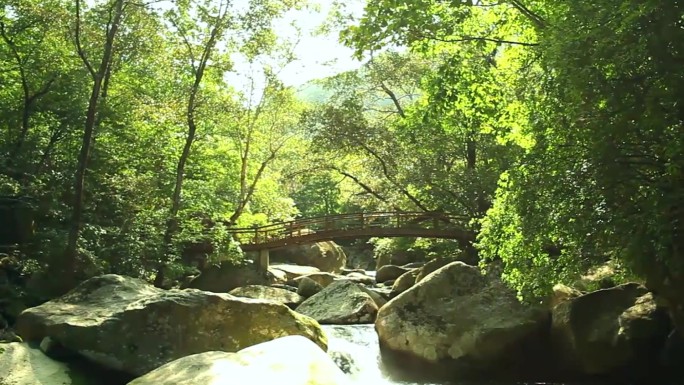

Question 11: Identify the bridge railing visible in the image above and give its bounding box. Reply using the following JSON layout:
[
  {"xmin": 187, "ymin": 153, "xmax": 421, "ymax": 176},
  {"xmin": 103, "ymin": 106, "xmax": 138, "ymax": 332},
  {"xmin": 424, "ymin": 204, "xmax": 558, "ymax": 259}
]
[{"xmin": 226, "ymin": 211, "xmax": 469, "ymax": 246}]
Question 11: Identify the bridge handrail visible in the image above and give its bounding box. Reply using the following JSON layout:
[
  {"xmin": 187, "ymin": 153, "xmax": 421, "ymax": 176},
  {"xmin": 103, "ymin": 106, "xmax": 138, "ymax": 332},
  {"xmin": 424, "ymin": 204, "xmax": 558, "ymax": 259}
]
[{"xmin": 226, "ymin": 211, "xmax": 470, "ymax": 246}]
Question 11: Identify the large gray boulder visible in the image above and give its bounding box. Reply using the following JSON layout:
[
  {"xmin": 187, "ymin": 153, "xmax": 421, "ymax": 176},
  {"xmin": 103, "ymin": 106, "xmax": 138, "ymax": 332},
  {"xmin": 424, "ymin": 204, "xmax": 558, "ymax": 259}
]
[
  {"xmin": 341, "ymin": 272, "xmax": 375, "ymax": 286},
  {"xmin": 376, "ymin": 262, "xmax": 548, "ymax": 377},
  {"xmin": 16, "ymin": 275, "xmax": 327, "ymax": 376},
  {"xmin": 128, "ymin": 335, "xmax": 349, "ymax": 385},
  {"xmin": 297, "ymin": 276, "xmax": 324, "ymax": 298},
  {"xmin": 415, "ymin": 257, "xmax": 456, "ymax": 283},
  {"xmin": 1, "ymin": 342, "xmax": 73, "ymax": 385},
  {"xmin": 271, "ymin": 242, "xmax": 347, "ymax": 273},
  {"xmin": 185, "ymin": 261, "xmax": 273, "ymax": 292},
  {"xmin": 228, "ymin": 285, "xmax": 305, "ymax": 309},
  {"xmin": 551, "ymin": 283, "xmax": 670, "ymax": 377},
  {"xmin": 390, "ymin": 269, "xmax": 419, "ymax": 297},
  {"xmin": 296, "ymin": 280, "xmax": 386, "ymax": 324},
  {"xmin": 293, "ymin": 272, "xmax": 338, "ymax": 288},
  {"xmin": 270, "ymin": 264, "xmax": 321, "ymax": 285},
  {"xmin": 376, "ymin": 265, "xmax": 410, "ymax": 283},
  {"xmin": 548, "ymin": 283, "xmax": 582, "ymax": 308}
]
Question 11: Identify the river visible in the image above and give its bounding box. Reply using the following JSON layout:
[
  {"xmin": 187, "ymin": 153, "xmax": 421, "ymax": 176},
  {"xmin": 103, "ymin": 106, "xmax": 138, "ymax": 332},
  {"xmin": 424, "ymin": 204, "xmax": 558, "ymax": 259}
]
[{"xmin": 322, "ymin": 324, "xmax": 605, "ymax": 385}]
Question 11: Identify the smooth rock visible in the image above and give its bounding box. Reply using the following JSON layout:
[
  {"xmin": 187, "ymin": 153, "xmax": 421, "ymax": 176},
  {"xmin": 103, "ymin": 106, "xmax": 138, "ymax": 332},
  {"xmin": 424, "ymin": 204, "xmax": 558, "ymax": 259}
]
[
  {"xmin": 268, "ymin": 267, "xmax": 289, "ymax": 285},
  {"xmin": 551, "ymin": 283, "xmax": 670, "ymax": 377},
  {"xmin": 271, "ymin": 283, "xmax": 298, "ymax": 292},
  {"xmin": 229, "ymin": 285, "xmax": 305, "ymax": 309},
  {"xmin": 377, "ymin": 262, "xmax": 549, "ymax": 378},
  {"xmin": 0, "ymin": 342, "xmax": 73, "ymax": 385},
  {"xmin": 390, "ymin": 269, "xmax": 419, "ymax": 297},
  {"xmin": 376, "ymin": 265, "xmax": 410, "ymax": 283},
  {"xmin": 186, "ymin": 261, "xmax": 273, "ymax": 292},
  {"xmin": 342, "ymin": 272, "xmax": 375, "ymax": 285},
  {"xmin": 16, "ymin": 274, "xmax": 327, "ymax": 376},
  {"xmin": 271, "ymin": 241, "xmax": 347, "ymax": 273},
  {"xmin": 270, "ymin": 264, "xmax": 321, "ymax": 284},
  {"xmin": 415, "ymin": 257, "xmax": 456, "ymax": 283},
  {"xmin": 297, "ymin": 276, "xmax": 324, "ymax": 298},
  {"xmin": 296, "ymin": 280, "xmax": 385, "ymax": 324},
  {"xmin": 368, "ymin": 287, "xmax": 392, "ymax": 301},
  {"xmin": 127, "ymin": 335, "xmax": 350, "ymax": 385},
  {"xmin": 341, "ymin": 268, "xmax": 367, "ymax": 276},
  {"xmin": 549, "ymin": 283, "xmax": 582, "ymax": 308},
  {"xmin": 294, "ymin": 272, "xmax": 338, "ymax": 288}
]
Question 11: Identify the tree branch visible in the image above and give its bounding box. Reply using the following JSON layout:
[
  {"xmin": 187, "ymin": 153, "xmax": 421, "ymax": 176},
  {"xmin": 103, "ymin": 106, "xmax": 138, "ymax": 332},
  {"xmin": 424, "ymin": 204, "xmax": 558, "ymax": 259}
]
[
  {"xmin": 418, "ymin": 32, "xmax": 539, "ymax": 47},
  {"xmin": 508, "ymin": 0, "xmax": 547, "ymax": 29},
  {"xmin": 75, "ymin": 0, "xmax": 96, "ymax": 78},
  {"xmin": 379, "ymin": 81, "xmax": 405, "ymax": 118}
]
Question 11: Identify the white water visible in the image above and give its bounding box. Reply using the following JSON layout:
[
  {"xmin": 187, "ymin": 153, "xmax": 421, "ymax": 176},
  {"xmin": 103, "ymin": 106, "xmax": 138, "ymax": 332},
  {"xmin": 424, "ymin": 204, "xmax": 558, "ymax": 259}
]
[
  {"xmin": 322, "ymin": 324, "xmax": 448, "ymax": 385},
  {"xmin": 322, "ymin": 324, "xmax": 578, "ymax": 385}
]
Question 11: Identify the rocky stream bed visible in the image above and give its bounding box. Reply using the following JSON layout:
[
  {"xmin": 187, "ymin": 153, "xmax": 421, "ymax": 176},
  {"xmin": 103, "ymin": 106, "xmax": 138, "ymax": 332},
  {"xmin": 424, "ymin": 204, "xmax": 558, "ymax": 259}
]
[{"xmin": 1, "ymin": 240, "xmax": 683, "ymax": 384}]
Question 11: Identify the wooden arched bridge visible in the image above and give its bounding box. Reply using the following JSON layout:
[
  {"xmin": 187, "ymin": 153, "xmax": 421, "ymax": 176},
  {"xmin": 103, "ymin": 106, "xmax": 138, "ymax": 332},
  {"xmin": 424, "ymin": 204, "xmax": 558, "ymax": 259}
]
[{"xmin": 227, "ymin": 212, "xmax": 475, "ymax": 269}]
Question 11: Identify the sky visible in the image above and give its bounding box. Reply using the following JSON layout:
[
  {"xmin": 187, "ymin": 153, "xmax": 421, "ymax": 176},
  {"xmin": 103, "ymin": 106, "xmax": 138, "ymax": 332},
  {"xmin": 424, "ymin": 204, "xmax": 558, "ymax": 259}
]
[{"xmin": 225, "ymin": 0, "xmax": 367, "ymax": 92}]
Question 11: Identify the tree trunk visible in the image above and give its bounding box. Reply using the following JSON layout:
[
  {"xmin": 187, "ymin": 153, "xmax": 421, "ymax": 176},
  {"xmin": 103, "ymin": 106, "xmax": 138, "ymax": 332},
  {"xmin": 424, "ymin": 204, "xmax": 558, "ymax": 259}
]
[
  {"xmin": 154, "ymin": 17, "xmax": 223, "ymax": 287},
  {"xmin": 62, "ymin": 0, "xmax": 125, "ymax": 290},
  {"xmin": 154, "ymin": 111, "xmax": 197, "ymax": 287}
]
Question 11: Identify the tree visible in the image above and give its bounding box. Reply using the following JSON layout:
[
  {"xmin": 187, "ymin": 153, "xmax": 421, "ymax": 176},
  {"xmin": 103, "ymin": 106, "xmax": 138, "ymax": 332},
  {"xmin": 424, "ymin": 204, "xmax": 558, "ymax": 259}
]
[
  {"xmin": 478, "ymin": 1, "xmax": 684, "ymax": 329},
  {"xmin": 0, "ymin": 0, "xmax": 75, "ymax": 186},
  {"xmin": 154, "ymin": 0, "xmax": 304, "ymax": 285},
  {"xmin": 62, "ymin": 0, "xmax": 126, "ymax": 286}
]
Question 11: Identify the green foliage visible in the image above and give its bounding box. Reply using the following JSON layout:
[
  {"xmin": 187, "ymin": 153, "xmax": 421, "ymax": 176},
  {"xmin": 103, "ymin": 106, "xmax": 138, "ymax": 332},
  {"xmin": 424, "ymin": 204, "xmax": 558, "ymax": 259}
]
[
  {"xmin": 3, "ymin": 0, "xmax": 681, "ymax": 312},
  {"xmin": 370, "ymin": 237, "xmax": 462, "ymax": 265},
  {"xmin": 0, "ymin": 0, "xmax": 311, "ymax": 288},
  {"xmin": 335, "ymin": 0, "xmax": 684, "ymax": 308},
  {"xmin": 477, "ymin": 1, "xmax": 684, "ymax": 299}
]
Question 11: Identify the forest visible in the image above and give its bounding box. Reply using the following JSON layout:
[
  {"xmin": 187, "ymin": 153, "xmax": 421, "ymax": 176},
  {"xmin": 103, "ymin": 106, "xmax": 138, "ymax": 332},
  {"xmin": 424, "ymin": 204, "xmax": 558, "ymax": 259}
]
[{"xmin": 1, "ymin": 0, "xmax": 683, "ymax": 332}]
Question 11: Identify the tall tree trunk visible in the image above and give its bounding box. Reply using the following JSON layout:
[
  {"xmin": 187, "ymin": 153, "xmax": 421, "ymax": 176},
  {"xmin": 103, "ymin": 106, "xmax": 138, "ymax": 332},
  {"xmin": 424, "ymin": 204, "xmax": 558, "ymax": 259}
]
[
  {"xmin": 465, "ymin": 133, "xmax": 489, "ymax": 215},
  {"xmin": 154, "ymin": 105, "xmax": 198, "ymax": 287},
  {"xmin": 62, "ymin": 0, "xmax": 125, "ymax": 289},
  {"xmin": 154, "ymin": 14, "xmax": 223, "ymax": 287}
]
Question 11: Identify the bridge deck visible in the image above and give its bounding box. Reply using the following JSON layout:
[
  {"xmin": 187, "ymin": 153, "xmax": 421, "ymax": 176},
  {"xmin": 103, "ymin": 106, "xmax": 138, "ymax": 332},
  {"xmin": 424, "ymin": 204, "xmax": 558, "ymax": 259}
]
[{"xmin": 228, "ymin": 212, "xmax": 474, "ymax": 251}]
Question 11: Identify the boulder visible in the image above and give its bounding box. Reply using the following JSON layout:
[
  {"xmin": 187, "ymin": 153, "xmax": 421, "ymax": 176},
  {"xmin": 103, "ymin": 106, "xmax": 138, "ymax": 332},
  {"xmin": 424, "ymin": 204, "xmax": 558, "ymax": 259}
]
[
  {"xmin": 127, "ymin": 335, "xmax": 350, "ymax": 385},
  {"xmin": 296, "ymin": 280, "xmax": 386, "ymax": 324},
  {"xmin": 1, "ymin": 342, "xmax": 73, "ymax": 385},
  {"xmin": 0, "ymin": 328, "xmax": 21, "ymax": 342},
  {"xmin": 342, "ymin": 242, "xmax": 375, "ymax": 270},
  {"xmin": 376, "ymin": 265, "xmax": 410, "ymax": 283},
  {"xmin": 415, "ymin": 257, "xmax": 456, "ymax": 283},
  {"xmin": 294, "ymin": 272, "xmax": 338, "ymax": 288},
  {"xmin": 390, "ymin": 269, "xmax": 419, "ymax": 297},
  {"xmin": 185, "ymin": 260, "xmax": 273, "ymax": 292},
  {"xmin": 267, "ymin": 267, "xmax": 289, "ymax": 285},
  {"xmin": 270, "ymin": 264, "xmax": 321, "ymax": 284},
  {"xmin": 551, "ymin": 283, "xmax": 670, "ymax": 378},
  {"xmin": 271, "ymin": 242, "xmax": 347, "ymax": 273},
  {"xmin": 574, "ymin": 262, "xmax": 620, "ymax": 291},
  {"xmin": 229, "ymin": 285, "xmax": 305, "ymax": 309},
  {"xmin": 297, "ymin": 276, "xmax": 324, "ymax": 298},
  {"xmin": 367, "ymin": 287, "xmax": 392, "ymax": 301},
  {"xmin": 548, "ymin": 284, "xmax": 582, "ymax": 308},
  {"xmin": 341, "ymin": 268, "xmax": 366, "ymax": 275},
  {"xmin": 271, "ymin": 283, "xmax": 298, "ymax": 292},
  {"xmin": 402, "ymin": 262, "xmax": 425, "ymax": 269},
  {"xmin": 16, "ymin": 274, "xmax": 327, "ymax": 376},
  {"xmin": 342, "ymin": 272, "xmax": 375, "ymax": 286},
  {"xmin": 376, "ymin": 262, "xmax": 549, "ymax": 379}
]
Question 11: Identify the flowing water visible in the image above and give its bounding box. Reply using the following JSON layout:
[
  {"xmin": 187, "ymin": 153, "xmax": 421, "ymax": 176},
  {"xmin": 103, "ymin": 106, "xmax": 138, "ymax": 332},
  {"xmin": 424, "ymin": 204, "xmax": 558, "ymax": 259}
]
[{"xmin": 322, "ymin": 324, "xmax": 590, "ymax": 385}]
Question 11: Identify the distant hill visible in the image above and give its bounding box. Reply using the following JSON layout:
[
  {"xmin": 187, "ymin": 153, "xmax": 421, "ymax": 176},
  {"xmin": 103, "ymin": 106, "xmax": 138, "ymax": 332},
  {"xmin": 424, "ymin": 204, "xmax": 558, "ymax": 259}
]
[{"xmin": 295, "ymin": 82, "xmax": 332, "ymax": 104}]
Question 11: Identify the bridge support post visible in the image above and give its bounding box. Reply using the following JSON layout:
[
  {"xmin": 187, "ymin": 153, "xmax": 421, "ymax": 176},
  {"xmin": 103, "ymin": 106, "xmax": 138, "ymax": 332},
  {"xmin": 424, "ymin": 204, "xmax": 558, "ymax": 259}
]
[{"xmin": 258, "ymin": 249, "xmax": 269, "ymax": 271}]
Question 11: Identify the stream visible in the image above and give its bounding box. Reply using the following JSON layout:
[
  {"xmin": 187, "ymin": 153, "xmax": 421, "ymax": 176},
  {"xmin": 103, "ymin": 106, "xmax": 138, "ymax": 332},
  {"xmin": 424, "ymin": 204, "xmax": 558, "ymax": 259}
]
[{"xmin": 322, "ymin": 324, "xmax": 601, "ymax": 385}]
